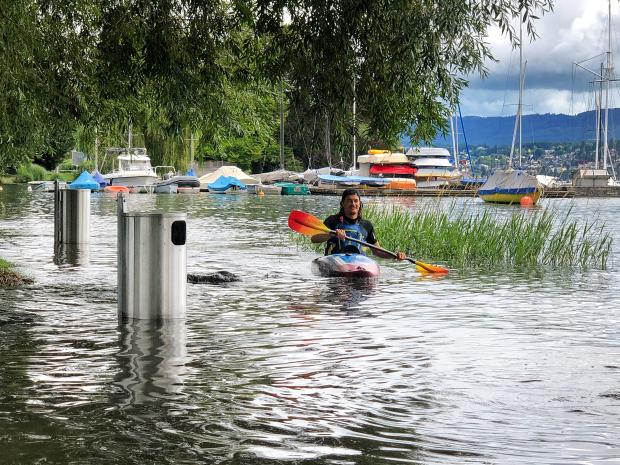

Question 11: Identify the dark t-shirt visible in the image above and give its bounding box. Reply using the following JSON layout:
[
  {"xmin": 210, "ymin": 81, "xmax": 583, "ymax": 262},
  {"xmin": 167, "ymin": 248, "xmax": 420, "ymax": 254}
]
[{"xmin": 323, "ymin": 214, "xmax": 377, "ymax": 254}]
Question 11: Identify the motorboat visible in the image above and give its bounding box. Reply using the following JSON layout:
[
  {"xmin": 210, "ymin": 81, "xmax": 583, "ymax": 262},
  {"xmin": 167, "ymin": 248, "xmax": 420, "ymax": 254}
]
[
  {"xmin": 102, "ymin": 147, "xmax": 158, "ymax": 188},
  {"xmin": 154, "ymin": 174, "xmax": 201, "ymax": 194}
]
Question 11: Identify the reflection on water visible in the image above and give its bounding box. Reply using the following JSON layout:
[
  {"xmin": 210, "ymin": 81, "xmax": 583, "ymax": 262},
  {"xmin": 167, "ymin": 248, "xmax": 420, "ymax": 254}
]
[
  {"xmin": 321, "ymin": 278, "xmax": 378, "ymax": 314},
  {"xmin": 113, "ymin": 319, "xmax": 188, "ymax": 408},
  {"xmin": 53, "ymin": 243, "xmax": 90, "ymax": 267}
]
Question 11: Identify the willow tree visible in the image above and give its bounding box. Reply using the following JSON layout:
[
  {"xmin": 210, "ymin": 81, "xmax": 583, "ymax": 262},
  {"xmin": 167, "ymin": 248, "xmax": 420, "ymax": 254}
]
[
  {"xmin": 1, "ymin": 0, "xmax": 554, "ymax": 173},
  {"xmin": 251, "ymin": 0, "xmax": 554, "ymax": 166}
]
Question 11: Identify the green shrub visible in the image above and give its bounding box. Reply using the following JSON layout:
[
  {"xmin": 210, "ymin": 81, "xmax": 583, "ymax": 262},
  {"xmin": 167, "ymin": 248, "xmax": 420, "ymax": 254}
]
[{"xmin": 15, "ymin": 163, "xmax": 49, "ymax": 183}]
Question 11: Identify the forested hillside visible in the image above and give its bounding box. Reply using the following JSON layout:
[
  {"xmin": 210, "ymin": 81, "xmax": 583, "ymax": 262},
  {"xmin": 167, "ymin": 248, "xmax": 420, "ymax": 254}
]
[{"xmin": 402, "ymin": 109, "xmax": 620, "ymax": 148}]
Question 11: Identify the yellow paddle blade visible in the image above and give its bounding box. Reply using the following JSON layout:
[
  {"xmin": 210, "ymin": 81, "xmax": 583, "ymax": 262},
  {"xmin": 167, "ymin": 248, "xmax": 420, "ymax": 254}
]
[
  {"xmin": 288, "ymin": 210, "xmax": 330, "ymax": 236},
  {"xmin": 414, "ymin": 260, "xmax": 449, "ymax": 274}
]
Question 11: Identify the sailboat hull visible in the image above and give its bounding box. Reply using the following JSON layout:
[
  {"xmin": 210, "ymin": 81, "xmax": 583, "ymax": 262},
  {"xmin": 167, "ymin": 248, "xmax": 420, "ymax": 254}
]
[
  {"xmin": 478, "ymin": 169, "xmax": 543, "ymax": 205},
  {"xmin": 478, "ymin": 188, "xmax": 541, "ymax": 205}
]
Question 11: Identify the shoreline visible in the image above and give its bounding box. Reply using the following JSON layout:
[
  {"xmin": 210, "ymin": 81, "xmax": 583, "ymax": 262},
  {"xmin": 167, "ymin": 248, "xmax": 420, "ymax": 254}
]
[
  {"xmin": 0, "ymin": 259, "xmax": 34, "ymax": 287},
  {"xmin": 309, "ymin": 185, "xmax": 620, "ymax": 198}
]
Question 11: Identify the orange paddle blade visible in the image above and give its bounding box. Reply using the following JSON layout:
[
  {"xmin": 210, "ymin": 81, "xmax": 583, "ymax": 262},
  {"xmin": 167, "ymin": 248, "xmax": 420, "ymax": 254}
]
[
  {"xmin": 414, "ymin": 260, "xmax": 449, "ymax": 274},
  {"xmin": 288, "ymin": 210, "xmax": 330, "ymax": 236}
]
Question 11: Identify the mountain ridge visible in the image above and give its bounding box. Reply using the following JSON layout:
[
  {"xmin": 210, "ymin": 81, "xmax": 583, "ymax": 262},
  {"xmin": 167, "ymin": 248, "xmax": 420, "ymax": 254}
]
[{"xmin": 401, "ymin": 108, "xmax": 620, "ymax": 148}]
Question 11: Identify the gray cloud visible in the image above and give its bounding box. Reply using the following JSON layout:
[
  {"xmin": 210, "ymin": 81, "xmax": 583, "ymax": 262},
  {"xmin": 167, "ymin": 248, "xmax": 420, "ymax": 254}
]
[{"xmin": 460, "ymin": 0, "xmax": 619, "ymax": 116}]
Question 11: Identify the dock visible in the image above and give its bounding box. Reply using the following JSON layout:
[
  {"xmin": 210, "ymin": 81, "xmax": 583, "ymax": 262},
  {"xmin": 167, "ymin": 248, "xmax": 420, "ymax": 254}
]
[{"xmin": 309, "ymin": 185, "xmax": 620, "ymax": 198}]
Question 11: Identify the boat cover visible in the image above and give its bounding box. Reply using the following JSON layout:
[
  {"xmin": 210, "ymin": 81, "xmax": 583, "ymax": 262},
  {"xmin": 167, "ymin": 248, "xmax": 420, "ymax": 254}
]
[
  {"xmin": 252, "ymin": 169, "xmax": 303, "ymax": 184},
  {"xmin": 69, "ymin": 171, "xmax": 100, "ymax": 190},
  {"xmin": 369, "ymin": 164, "xmax": 416, "ymax": 175},
  {"xmin": 318, "ymin": 174, "xmax": 391, "ymax": 186},
  {"xmin": 208, "ymin": 175, "xmax": 247, "ymax": 192},
  {"xmin": 156, "ymin": 175, "xmax": 201, "ymax": 188},
  {"xmin": 200, "ymin": 166, "xmax": 258, "ymax": 185},
  {"xmin": 90, "ymin": 170, "xmax": 108, "ymax": 187},
  {"xmin": 478, "ymin": 169, "xmax": 540, "ymax": 196}
]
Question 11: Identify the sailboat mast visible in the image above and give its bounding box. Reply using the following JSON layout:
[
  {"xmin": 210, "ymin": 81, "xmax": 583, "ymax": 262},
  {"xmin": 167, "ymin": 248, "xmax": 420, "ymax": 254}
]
[
  {"xmin": 508, "ymin": 20, "xmax": 525, "ymax": 170},
  {"xmin": 603, "ymin": 0, "xmax": 613, "ymax": 171},
  {"xmin": 190, "ymin": 131, "xmax": 195, "ymax": 171},
  {"xmin": 128, "ymin": 117, "xmax": 132, "ymax": 149},
  {"xmin": 518, "ymin": 20, "xmax": 524, "ymax": 168},
  {"xmin": 596, "ymin": 63, "xmax": 603, "ymax": 169},
  {"xmin": 450, "ymin": 115, "xmax": 456, "ymax": 165},
  {"xmin": 94, "ymin": 129, "xmax": 99, "ymax": 172},
  {"xmin": 279, "ymin": 80, "xmax": 285, "ymax": 170}
]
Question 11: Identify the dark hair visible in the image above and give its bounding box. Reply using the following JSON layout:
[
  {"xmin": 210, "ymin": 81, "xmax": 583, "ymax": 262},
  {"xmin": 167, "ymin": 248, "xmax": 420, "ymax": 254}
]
[{"xmin": 338, "ymin": 188, "xmax": 363, "ymax": 218}]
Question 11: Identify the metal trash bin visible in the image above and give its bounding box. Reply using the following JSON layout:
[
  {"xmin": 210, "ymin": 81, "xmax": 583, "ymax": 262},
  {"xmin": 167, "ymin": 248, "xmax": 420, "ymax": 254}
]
[
  {"xmin": 54, "ymin": 184, "xmax": 91, "ymax": 244},
  {"xmin": 117, "ymin": 202, "xmax": 187, "ymax": 320}
]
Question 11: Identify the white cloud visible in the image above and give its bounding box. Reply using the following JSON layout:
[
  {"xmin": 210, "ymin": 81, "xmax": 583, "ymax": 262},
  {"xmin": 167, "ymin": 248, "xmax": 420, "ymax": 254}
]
[{"xmin": 461, "ymin": 0, "xmax": 619, "ymax": 116}]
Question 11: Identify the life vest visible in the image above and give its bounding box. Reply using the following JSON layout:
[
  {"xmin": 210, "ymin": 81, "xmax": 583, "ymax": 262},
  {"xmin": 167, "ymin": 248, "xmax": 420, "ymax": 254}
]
[{"xmin": 326, "ymin": 216, "xmax": 368, "ymax": 255}]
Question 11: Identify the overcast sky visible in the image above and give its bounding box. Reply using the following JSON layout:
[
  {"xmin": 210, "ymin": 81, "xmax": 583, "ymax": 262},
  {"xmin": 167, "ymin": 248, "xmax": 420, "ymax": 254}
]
[{"xmin": 459, "ymin": 0, "xmax": 620, "ymax": 117}]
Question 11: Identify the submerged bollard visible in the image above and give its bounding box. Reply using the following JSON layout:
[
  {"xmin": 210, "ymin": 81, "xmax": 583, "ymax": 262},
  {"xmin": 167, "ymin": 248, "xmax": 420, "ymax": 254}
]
[
  {"xmin": 54, "ymin": 181, "xmax": 91, "ymax": 245},
  {"xmin": 117, "ymin": 193, "xmax": 187, "ymax": 320}
]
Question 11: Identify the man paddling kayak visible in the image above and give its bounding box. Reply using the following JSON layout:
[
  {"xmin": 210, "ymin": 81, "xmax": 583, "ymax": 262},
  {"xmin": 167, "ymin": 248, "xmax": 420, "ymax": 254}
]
[{"xmin": 311, "ymin": 188, "xmax": 406, "ymax": 260}]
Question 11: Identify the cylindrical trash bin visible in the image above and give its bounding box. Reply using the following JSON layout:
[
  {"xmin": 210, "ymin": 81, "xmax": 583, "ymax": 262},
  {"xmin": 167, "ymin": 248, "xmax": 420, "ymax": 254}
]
[
  {"xmin": 54, "ymin": 186, "xmax": 91, "ymax": 244},
  {"xmin": 118, "ymin": 210, "xmax": 187, "ymax": 320}
]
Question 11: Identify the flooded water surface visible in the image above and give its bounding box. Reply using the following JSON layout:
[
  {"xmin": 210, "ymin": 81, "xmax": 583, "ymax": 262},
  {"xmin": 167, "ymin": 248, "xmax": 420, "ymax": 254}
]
[{"xmin": 1, "ymin": 186, "xmax": 620, "ymax": 464}]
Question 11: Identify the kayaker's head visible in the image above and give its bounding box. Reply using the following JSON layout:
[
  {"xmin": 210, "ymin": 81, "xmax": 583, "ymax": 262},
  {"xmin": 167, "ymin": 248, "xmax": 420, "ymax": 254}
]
[{"xmin": 339, "ymin": 188, "xmax": 362, "ymax": 220}]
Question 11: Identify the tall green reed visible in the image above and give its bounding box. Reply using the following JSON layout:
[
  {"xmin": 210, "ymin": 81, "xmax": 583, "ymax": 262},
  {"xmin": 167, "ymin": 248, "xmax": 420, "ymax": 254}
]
[
  {"xmin": 363, "ymin": 203, "xmax": 611, "ymax": 270},
  {"xmin": 293, "ymin": 202, "xmax": 612, "ymax": 271}
]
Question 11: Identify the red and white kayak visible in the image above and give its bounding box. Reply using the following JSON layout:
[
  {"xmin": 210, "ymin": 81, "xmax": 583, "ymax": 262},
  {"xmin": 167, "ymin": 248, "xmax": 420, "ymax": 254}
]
[{"xmin": 312, "ymin": 253, "xmax": 380, "ymax": 278}]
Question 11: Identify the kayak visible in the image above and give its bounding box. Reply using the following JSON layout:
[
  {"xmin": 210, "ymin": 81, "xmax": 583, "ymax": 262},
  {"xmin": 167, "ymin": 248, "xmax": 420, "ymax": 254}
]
[{"xmin": 312, "ymin": 253, "xmax": 380, "ymax": 278}]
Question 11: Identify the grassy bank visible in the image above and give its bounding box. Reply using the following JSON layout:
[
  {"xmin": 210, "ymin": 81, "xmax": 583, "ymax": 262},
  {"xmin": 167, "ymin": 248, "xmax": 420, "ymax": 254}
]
[
  {"xmin": 0, "ymin": 258, "xmax": 34, "ymax": 287},
  {"xmin": 1, "ymin": 161, "xmax": 81, "ymax": 185},
  {"xmin": 295, "ymin": 203, "xmax": 612, "ymax": 271}
]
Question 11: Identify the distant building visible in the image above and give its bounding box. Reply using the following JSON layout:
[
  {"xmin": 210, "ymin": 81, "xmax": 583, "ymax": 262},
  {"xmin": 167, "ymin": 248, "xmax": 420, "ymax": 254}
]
[{"xmin": 572, "ymin": 169, "xmax": 610, "ymax": 188}]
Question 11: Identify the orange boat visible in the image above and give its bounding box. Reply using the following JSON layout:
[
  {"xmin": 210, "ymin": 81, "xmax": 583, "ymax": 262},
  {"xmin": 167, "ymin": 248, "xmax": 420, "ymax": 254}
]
[
  {"xmin": 386, "ymin": 179, "xmax": 416, "ymax": 190},
  {"xmin": 104, "ymin": 185, "xmax": 130, "ymax": 193}
]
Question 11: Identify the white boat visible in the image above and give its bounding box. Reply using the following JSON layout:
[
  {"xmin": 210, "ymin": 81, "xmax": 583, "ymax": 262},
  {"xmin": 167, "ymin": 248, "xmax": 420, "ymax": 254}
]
[
  {"xmin": 153, "ymin": 174, "xmax": 201, "ymax": 194},
  {"xmin": 353, "ymin": 149, "xmax": 417, "ymax": 189},
  {"xmin": 478, "ymin": 20, "xmax": 542, "ymax": 205},
  {"xmin": 102, "ymin": 147, "xmax": 158, "ymax": 188},
  {"xmin": 405, "ymin": 147, "xmax": 460, "ymax": 188}
]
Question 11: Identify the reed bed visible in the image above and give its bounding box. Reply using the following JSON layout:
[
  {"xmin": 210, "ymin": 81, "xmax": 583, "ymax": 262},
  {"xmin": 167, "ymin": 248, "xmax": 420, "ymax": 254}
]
[
  {"xmin": 364, "ymin": 203, "xmax": 612, "ymax": 270},
  {"xmin": 295, "ymin": 203, "xmax": 612, "ymax": 271},
  {"xmin": 15, "ymin": 163, "xmax": 49, "ymax": 183}
]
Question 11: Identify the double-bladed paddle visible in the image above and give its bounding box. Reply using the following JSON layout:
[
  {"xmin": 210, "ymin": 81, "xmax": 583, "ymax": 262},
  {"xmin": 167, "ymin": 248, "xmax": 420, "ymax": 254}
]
[{"xmin": 288, "ymin": 210, "xmax": 449, "ymax": 274}]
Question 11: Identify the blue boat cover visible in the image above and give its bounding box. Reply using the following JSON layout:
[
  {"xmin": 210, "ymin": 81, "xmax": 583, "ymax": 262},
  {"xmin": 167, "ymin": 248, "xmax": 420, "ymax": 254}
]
[
  {"xmin": 208, "ymin": 175, "xmax": 247, "ymax": 192},
  {"xmin": 90, "ymin": 170, "xmax": 108, "ymax": 187},
  {"xmin": 69, "ymin": 171, "xmax": 100, "ymax": 190}
]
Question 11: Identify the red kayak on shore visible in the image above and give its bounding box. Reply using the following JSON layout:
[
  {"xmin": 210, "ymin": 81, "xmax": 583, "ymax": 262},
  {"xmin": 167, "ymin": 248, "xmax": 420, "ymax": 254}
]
[{"xmin": 312, "ymin": 253, "xmax": 380, "ymax": 278}]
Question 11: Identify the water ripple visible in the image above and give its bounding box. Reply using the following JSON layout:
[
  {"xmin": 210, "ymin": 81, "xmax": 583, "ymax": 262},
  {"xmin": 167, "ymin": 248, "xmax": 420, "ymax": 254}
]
[{"xmin": 2, "ymin": 187, "xmax": 620, "ymax": 463}]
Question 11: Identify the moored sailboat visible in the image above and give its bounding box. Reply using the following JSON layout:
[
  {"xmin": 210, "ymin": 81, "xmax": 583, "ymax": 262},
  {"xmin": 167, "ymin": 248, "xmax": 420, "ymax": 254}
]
[{"xmin": 478, "ymin": 19, "xmax": 542, "ymax": 205}]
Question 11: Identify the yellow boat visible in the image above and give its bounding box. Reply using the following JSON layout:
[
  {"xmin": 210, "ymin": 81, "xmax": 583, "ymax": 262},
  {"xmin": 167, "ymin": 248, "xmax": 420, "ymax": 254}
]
[{"xmin": 478, "ymin": 169, "xmax": 543, "ymax": 205}]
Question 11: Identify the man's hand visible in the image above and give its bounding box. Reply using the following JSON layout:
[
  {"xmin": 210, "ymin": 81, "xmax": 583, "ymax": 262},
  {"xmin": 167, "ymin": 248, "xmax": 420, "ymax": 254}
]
[
  {"xmin": 333, "ymin": 228, "xmax": 347, "ymax": 241},
  {"xmin": 396, "ymin": 251, "xmax": 406, "ymax": 260}
]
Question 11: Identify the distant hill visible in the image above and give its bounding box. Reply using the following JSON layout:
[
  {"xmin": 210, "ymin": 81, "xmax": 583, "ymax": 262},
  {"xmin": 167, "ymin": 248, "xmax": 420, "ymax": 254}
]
[{"xmin": 401, "ymin": 109, "xmax": 620, "ymax": 147}]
